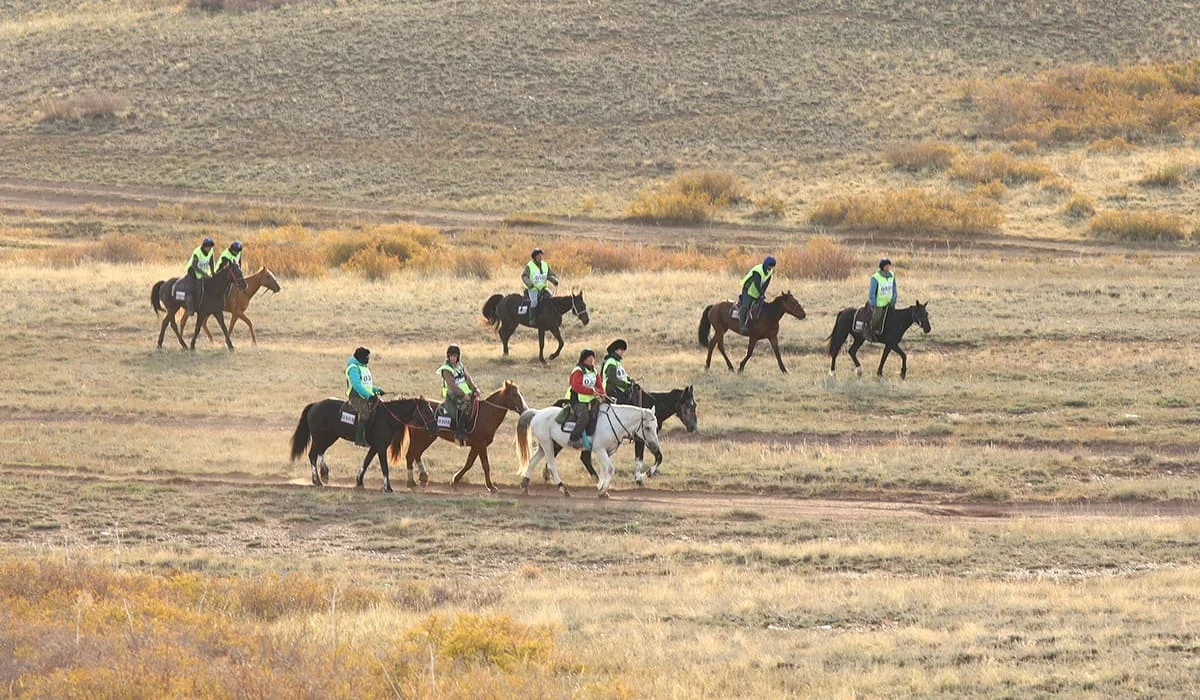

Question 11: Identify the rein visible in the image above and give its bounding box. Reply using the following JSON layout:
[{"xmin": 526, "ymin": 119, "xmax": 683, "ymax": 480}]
[
  {"xmin": 602, "ymin": 403, "xmax": 645, "ymax": 445},
  {"xmin": 378, "ymin": 399, "xmax": 428, "ymax": 429}
]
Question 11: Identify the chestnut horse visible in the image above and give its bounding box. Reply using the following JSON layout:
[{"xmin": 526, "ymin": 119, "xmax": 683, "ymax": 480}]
[
  {"xmin": 180, "ymin": 266, "xmax": 281, "ymax": 345},
  {"xmin": 698, "ymin": 291, "xmax": 806, "ymax": 373},
  {"xmin": 151, "ymin": 262, "xmax": 246, "ymax": 350},
  {"xmin": 389, "ymin": 382, "xmax": 530, "ymax": 493}
]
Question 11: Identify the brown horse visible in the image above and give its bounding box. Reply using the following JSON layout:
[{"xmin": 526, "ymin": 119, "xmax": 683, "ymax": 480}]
[
  {"xmin": 698, "ymin": 291, "xmax": 806, "ymax": 373},
  {"xmin": 179, "ymin": 266, "xmax": 281, "ymax": 345},
  {"xmin": 389, "ymin": 382, "xmax": 530, "ymax": 493}
]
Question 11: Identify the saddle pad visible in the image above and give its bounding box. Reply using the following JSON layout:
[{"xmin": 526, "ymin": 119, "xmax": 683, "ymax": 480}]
[
  {"xmin": 555, "ymin": 405, "xmax": 571, "ymax": 425},
  {"xmin": 562, "ymin": 420, "xmax": 577, "ymax": 433},
  {"xmin": 340, "ymin": 411, "xmax": 356, "ymax": 425}
]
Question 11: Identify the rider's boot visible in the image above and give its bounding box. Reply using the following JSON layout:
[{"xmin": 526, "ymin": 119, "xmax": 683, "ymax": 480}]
[
  {"xmin": 567, "ymin": 413, "xmax": 586, "ymax": 449},
  {"xmin": 354, "ymin": 420, "xmax": 369, "ymax": 447}
]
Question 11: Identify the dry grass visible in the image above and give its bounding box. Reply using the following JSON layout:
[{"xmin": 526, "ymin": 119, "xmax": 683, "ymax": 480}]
[
  {"xmin": 1090, "ymin": 210, "xmax": 1191, "ymax": 241},
  {"xmin": 884, "ymin": 141, "xmax": 961, "ymax": 173},
  {"xmin": 38, "ymin": 90, "xmax": 131, "ymax": 122},
  {"xmin": 1038, "ymin": 175, "xmax": 1075, "ymax": 195},
  {"xmin": 950, "ymin": 151, "xmax": 1056, "ymax": 185},
  {"xmin": 971, "ymin": 61, "xmax": 1200, "ymax": 143},
  {"xmin": 1087, "ymin": 136, "xmax": 1136, "ymax": 154},
  {"xmin": 625, "ymin": 170, "xmax": 746, "ymax": 224},
  {"xmin": 1062, "ymin": 194, "xmax": 1097, "ymax": 219},
  {"xmin": 971, "ymin": 179, "xmax": 1008, "ymax": 200},
  {"xmin": 781, "ymin": 236, "xmax": 855, "ymax": 281},
  {"xmin": 809, "ymin": 188, "xmax": 1003, "ymax": 236},
  {"xmin": 1139, "ymin": 162, "xmax": 1196, "ymax": 188},
  {"xmin": 187, "ymin": 0, "xmax": 298, "ymax": 12},
  {"xmin": 751, "ymin": 193, "xmax": 789, "ymax": 219}
]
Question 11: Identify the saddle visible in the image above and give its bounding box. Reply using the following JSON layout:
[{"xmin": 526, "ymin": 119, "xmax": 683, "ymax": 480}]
[
  {"xmin": 855, "ymin": 304, "xmax": 883, "ymax": 341},
  {"xmin": 435, "ymin": 399, "xmax": 477, "ymax": 434},
  {"xmin": 518, "ymin": 290, "xmax": 550, "ymax": 324},
  {"xmin": 339, "ymin": 402, "xmax": 361, "ymax": 428},
  {"xmin": 730, "ymin": 300, "xmax": 762, "ymax": 322}
]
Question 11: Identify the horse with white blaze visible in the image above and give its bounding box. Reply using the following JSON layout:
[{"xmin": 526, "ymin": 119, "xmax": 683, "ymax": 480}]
[{"xmin": 516, "ymin": 403, "xmax": 662, "ymax": 498}]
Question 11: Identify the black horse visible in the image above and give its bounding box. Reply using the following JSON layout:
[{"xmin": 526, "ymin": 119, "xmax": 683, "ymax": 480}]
[
  {"xmin": 152, "ymin": 263, "xmax": 247, "ymax": 350},
  {"xmin": 290, "ymin": 396, "xmax": 432, "ymax": 492},
  {"xmin": 826, "ymin": 301, "xmax": 931, "ymax": 379},
  {"xmin": 482, "ymin": 291, "xmax": 590, "ymax": 362},
  {"xmin": 556, "ymin": 385, "xmax": 699, "ymax": 484}
]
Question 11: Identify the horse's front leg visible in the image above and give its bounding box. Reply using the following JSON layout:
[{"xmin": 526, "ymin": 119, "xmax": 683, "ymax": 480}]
[
  {"xmin": 543, "ymin": 440, "xmax": 570, "ymax": 497},
  {"xmin": 356, "ymin": 448, "xmax": 375, "ymax": 489},
  {"xmin": 479, "ymin": 447, "xmax": 498, "ymax": 494},
  {"xmin": 211, "ymin": 312, "xmax": 235, "ymax": 351},
  {"xmin": 593, "ymin": 448, "xmax": 617, "ymax": 498},
  {"xmin": 377, "ymin": 446, "xmax": 393, "ymax": 493},
  {"xmin": 877, "ymin": 345, "xmax": 893, "ymax": 379},
  {"xmin": 633, "ymin": 438, "xmax": 646, "ymax": 485},
  {"xmin": 241, "ymin": 314, "xmax": 258, "ymax": 346},
  {"xmin": 715, "ymin": 331, "xmax": 736, "ymax": 371},
  {"xmin": 737, "ymin": 338, "xmax": 759, "ymax": 374},
  {"xmin": 768, "ymin": 335, "xmax": 788, "ymax": 374},
  {"xmin": 548, "ymin": 327, "xmax": 564, "ymax": 361},
  {"xmin": 895, "ymin": 345, "xmax": 909, "ymax": 379},
  {"xmin": 848, "ymin": 335, "xmax": 865, "ymax": 377},
  {"xmin": 452, "ymin": 447, "xmax": 479, "ymax": 488},
  {"xmin": 538, "ymin": 329, "xmax": 546, "ymax": 362}
]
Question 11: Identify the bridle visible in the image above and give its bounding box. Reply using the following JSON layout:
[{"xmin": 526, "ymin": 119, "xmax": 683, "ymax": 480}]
[
  {"xmin": 601, "ymin": 403, "xmax": 652, "ymax": 446},
  {"xmin": 377, "ymin": 397, "xmax": 432, "ymax": 430},
  {"xmin": 569, "ymin": 294, "xmax": 586, "ymax": 319}
]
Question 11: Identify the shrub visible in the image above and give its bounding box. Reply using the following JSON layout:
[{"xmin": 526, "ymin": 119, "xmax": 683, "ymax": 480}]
[
  {"xmin": 1087, "ymin": 137, "xmax": 1135, "ymax": 154},
  {"xmin": 39, "ymin": 90, "xmax": 131, "ymax": 122},
  {"xmin": 251, "ymin": 226, "xmax": 326, "ymax": 278},
  {"xmin": 784, "ymin": 236, "xmax": 855, "ymax": 281},
  {"xmin": 884, "ymin": 141, "xmax": 960, "ymax": 172},
  {"xmin": 1038, "ymin": 176, "xmax": 1075, "ymax": 195},
  {"xmin": 809, "ymin": 188, "xmax": 1003, "ymax": 236},
  {"xmin": 950, "ymin": 151, "xmax": 1055, "ymax": 184},
  {"xmin": 970, "ymin": 62, "xmax": 1200, "ymax": 143},
  {"xmin": 502, "ymin": 213, "xmax": 554, "ymax": 227},
  {"xmin": 751, "ymin": 193, "xmax": 788, "ymax": 219},
  {"xmin": 1139, "ymin": 163, "xmax": 1193, "ymax": 188},
  {"xmin": 972, "ymin": 179, "xmax": 1008, "ymax": 200},
  {"xmin": 1090, "ymin": 210, "xmax": 1190, "ymax": 241},
  {"xmin": 408, "ymin": 613, "xmax": 555, "ymax": 672},
  {"xmin": 671, "ymin": 170, "xmax": 747, "ymax": 206},
  {"xmin": 91, "ymin": 233, "xmax": 159, "ymax": 264},
  {"xmin": 1009, "ymin": 140, "xmax": 1039, "ymax": 155},
  {"xmin": 1062, "ymin": 194, "xmax": 1097, "ymax": 219},
  {"xmin": 625, "ymin": 189, "xmax": 716, "ymax": 225}
]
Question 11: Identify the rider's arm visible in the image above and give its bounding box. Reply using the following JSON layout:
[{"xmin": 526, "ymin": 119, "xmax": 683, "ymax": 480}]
[
  {"xmin": 569, "ymin": 369, "xmax": 591, "ymax": 396},
  {"xmin": 547, "ymin": 267, "xmax": 559, "ymax": 286},
  {"xmin": 348, "ymin": 366, "xmax": 373, "ymax": 399},
  {"xmin": 892, "ymin": 279, "xmax": 897, "ymax": 307},
  {"xmin": 604, "ymin": 363, "xmax": 620, "ymax": 391},
  {"xmin": 464, "ymin": 369, "xmax": 480, "ymax": 395},
  {"xmin": 521, "ymin": 267, "xmax": 533, "ymax": 288},
  {"xmin": 742, "ymin": 271, "xmax": 760, "ymax": 296},
  {"xmin": 868, "ymin": 276, "xmax": 879, "ymax": 307}
]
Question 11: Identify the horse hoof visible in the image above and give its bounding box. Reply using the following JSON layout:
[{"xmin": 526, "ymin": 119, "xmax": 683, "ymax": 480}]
[
  {"xmin": 558, "ymin": 484, "xmax": 571, "ymax": 497},
  {"xmin": 406, "ymin": 480, "xmax": 418, "ymax": 490},
  {"xmin": 488, "ymin": 485, "xmax": 500, "ymax": 494},
  {"xmin": 598, "ymin": 491, "xmax": 610, "ymax": 500},
  {"xmin": 383, "ymin": 484, "xmax": 393, "ymax": 493},
  {"xmin": 354, "ymin": 482, "xmax": 364, "ymax": 490},
  {"xmin": 634, "ymin": 475, "xmax": 645, "ymax": 487},
  {"xmin": 419, "ymin": 472, "xmax": 429, "ymax": 487}
]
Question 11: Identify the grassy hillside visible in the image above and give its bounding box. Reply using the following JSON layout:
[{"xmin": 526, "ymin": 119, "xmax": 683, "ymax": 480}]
[{"xmin": 3, "ymin": 0, "xmax": 1200, "ymax": 212}]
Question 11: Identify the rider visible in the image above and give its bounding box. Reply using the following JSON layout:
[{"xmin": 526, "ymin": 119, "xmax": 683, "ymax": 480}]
[
  {"xmin": 345, "ymin": 346, "xmax": 385, "ymax": 447},
  {"xmin": 216, "ymin": 240, "xmax": 243, "ymax": 271},
  {"xmin": 868, "ymin": 258, "xmax": 897, "ymax": 339},
  {"xmin": 565, "ymin": 348, "xmax": 606, "ymax": 449},
  {"xmin": 183, "ymin": 236, "xmax": 216, "ymax": 314},
  {"xmin": 522, "ymin": 248, "xmax": 559, "ymax": 324},
  {"xmin": 436, "ymin": 344, "xmax": 480, "ymax": 443},
  {"xmin": 602, "ymin": 339, "xmax": 635, "ymax": 404},
  {"xmin": 737, "ymin": 255, "xmax": 776, "ymax": 333}
]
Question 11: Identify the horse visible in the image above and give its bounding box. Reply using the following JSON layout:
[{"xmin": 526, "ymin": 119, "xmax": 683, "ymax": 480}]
[
  {"xmin": 516, "ymin": 403, "xmax": 662, "ymax": 498},
  {"xmin": 698, "ymin": 291, "xmax": 806, "ymax": 373},
  {"xmin": 179, "ymin": 266, "xmax": 281, "ymax": 346},
  {"xmin": 481, "ymin": 290, "xmax": 590, "ymax": 362},
  {"xmin": 152, "ymin": 262, "xmax": 247, "ymax": 350},
  {"xmin": 290, "ymin": 396, "xmax": 431, "ymax": 492},
  {"xmin": 826, "ymin": 301, "xmax": 931, "ymax": 379},
  {"xmin": 388, "ymin": 381, "xmax": 530, "ymax": 494},
  {"xmin": 565, "ymin": 385, "xmax": 697, "ymax": 485}
]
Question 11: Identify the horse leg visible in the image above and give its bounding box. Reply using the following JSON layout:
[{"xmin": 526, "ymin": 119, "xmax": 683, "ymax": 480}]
[
  {"xmin": 538, "ymin": 329, "xmax": 546, "ymax": 363},
  {"xmin": 848, "ymin": 336, "xmax": 865, "ymax": 377},
  {"xmin": 633, "ymin": 438, "xmax": 646, "ymax": 485},
  {"xmin": 715, "ymin": 331, "xmax": 736, "ymax": 371},
  {"xmin": 378, "ymin": 446, "xmax": 393, "ymax": 493},
  {"xmin": 543, "ymin": 440, "xmax": 570, "ymax": 497},
  {"xmin": 356, "ymin": 448, "xmax": 375, "ymax": 489},
  {"xmin": 157, "ymin": 311, "xmax": 172, "ymax": 349},
  {"xmin": 877, "ymin": 345, "xmax": 893, "ymax": 379},
  {"xmin": 452, "ymin": 447, "xmax": 479, "ymax": 488},
  {"xmin": 241, "ymin": 314, "xmax": 258, "ymax": 346},
  {"xmin": 548, "ymin": 327, "xmax": 564, "ymax": 361},
  {"xmin": 520, "ymin": 443, "xmax": 546, "ymax": 495},
  {"xmin": 501, "ymin": 324, "xmax": 513, "ymax": 356},
  {"xmin": 705, "ymin": 336, "xmax": 716, "ymax": 370},
  {"xmin": 594, "ymin": 448, "xmax": 617, "ymax": 498},
  {"xmin": 768, "ymin": 335, "xmax": 787, "ymax": 374},
  {"xmin": 417, "ymin": 456, "xmax": 429, "ymax": 487},
  {"xmin": 188, "ymin": 311, "xmax": 205, "ymax": 350},
  {"xmin": 895, "ymin": 344, "xmax": 909, "ymax": 380},
  {"xmin": 479, "ymin": 448, "xmax": 498, "ymax": 494},
  {"xmin": 202, "ymin": 315, "xmax": 217, "ymax": 343},
  {"xmin": 309, "ymin": 446, "xmax": 322, "ymax": 486},
  {"xmin": 737, "ymin": 338, "xmax": 760, "ymax": 374},
  {"xmin": 212, "ymin": 312, "xmax": 235, "ymax": 351},
  {"xmin": 319, "ymin": 454, "xmax": 330, "ymax": 483}
]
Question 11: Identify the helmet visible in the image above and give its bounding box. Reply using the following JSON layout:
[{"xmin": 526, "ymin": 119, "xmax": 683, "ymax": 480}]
[
  {"xmin": 763, "ymin": 255, "xmax": 776, "ymax": 268},
  {"xmin": 446, "ymin": 344, "xmax": 461, "ymax": 359},
  {"xmin": 879, "ymin": 258, "xmax": 892, "ymax": 270},
  {"xmin": 353, "ymin": 347, "xmax": 371, "ymax": 364},
  {"xmin": 606, "ymin": 339, "xmax": 627, "ymax": 356},
  {"xmin": 202, "ymin": 236, "xmax": 214, "ymax": 248},
  {"xmin": 230, "ymin": 240, "xmax": 243, "ymax": 253},
  {"xmin": 578, "ymin": 348, "xmax": 596, "ymax": 364},
  {"xmin": 531, "ymin": 248, "xmax": 544, "ymax": 259}
]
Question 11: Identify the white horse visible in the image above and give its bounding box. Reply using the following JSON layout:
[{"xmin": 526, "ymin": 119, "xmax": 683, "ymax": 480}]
[{"xmin": 516, "ymin": 403, "xmax": 662, "ymax": 498}]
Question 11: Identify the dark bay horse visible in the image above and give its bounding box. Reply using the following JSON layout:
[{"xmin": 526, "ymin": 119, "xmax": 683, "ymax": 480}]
[
  {"xmin": 290, "ymin": 396, "xmax": 431, "ymax": 492},
  {"xmin": 826, "ymin": 301, "xmax": 931, "ymax": 379},
  {"xmin": 180, "ymin": 266, "xmax": 281, "ymax": 346},
  {"xmin": 567, "ymin": 385, "xmax": 698, "ymax": 484},
  {"xmin": 152, "ymin": 262, "xmax": 247, "ymax": 350},
  {"xmin": 698, "ymin": 291, "xmax": 806, "ymax": 373},
  {"xmin": 482, "ymin": 291, "xmax": 590, "ymax": 362},
  {"xmin": 388, "ymin": 382, "xmax": 530, "ymax": 494}
]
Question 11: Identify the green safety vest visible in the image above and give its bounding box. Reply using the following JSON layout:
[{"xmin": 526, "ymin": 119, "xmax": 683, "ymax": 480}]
[
  {"xmin": 741, "ymin": 264, "xmax": 773, "ymax": 299},
  {"xmin": 602, "ymin": 356, "xmax": 630, "ymax": 392},
  {"xmin": 526, "ymin": 260, "xmax": 550, "ymax": 290},
  {"xmin": 189, "ymin": 246, "xmax": 214, "ymax": 279},
  {"xmin": 345, "ymin": 362, "xmax": 375, "ymax": 398},
  {"xmin": 438, "ymin": 362, "xmax": 470, "ymax": 398},
  {"xmin": 564, "ymin": 366, "xmax": 599, "ymax": 404},
  {"xmin": 872, "ymin": 271, "xmax": 895, "ymax": 307},
  {"xmin": 219, "ymin": 249, "xmax": 242, "ymax": 268}
]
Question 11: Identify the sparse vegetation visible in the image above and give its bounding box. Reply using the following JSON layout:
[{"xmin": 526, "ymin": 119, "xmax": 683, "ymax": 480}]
[
  {"xmin": 1087, "ymin": 136, "xmax": 1136, "ymax": 154},
  {"xmin": 884, "ymin": 141, "xmax": 961, "ymax": 172},
  {"xmin": 1091, "ymin": 210, "xmax": 1191, "ymax": 241},
  {"xmin": 38, "ymin": 90, "xmax": 131, "ymax": 123},
  {"xmin": 1038, "ymin": 175, "xmax": 1075, "ymax": 195},
  {"xmin": 625, "ymin": 170, "xmax": 746, "ymax": 225},
  {"xmin": 1139, "ymin": 162, "xmax": 1196, "ymax": 188},
  {"xmin": 950, "ymin": 151, "xmax": 1056, "ymax": 185},
  {"xmin": 751, "ymin": 193, "xmax": 789, "ymax": 219},
  {"xmin": 1062, "ymin": 194, "xmax": 1097, "ymax": 219},
  {"xmin": 809, "ymin": 188, "xmax": 1003, "ymax": 236},
  {"xmin": 783, "ymin": 235, "xmax": 855, "ymax": 280},
  {"xmin": 971, "ymin": 179, "xmax": 1008, "ymax": 200}
]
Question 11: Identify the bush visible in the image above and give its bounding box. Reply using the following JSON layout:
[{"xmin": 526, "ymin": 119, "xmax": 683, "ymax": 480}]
[
  {"xmin": 809, "ymin": 188, "xmax": 1003, "ymax": 236},
  {"xmin": 251, "ymin": 226, "xmax": 327, "ymax": 278},
  {"xmin": 972, "ymin": 179, "xmax": 1009, "ymax": 200},
  {"xmin": 39, "ymin": 90, "xmax": 131, "ymax": 122},
  {"xmin": 784, "ymin": 236, "xmax": 855, "ymax": 281},
  {"xmin": 502, "ymin": 212, "xmax": 554, "ymax": 227},
  {"xmin": 342, "ymin": 245, "xmax": 403, "ymax": 281},
  {"xmin": 1139, "ymin": 163, "xmax": 1193, "ymax": 188},
  {"xmin": 1009, "ymin": 140, "xmax": 1039, "ymax": 155},
  {"xmin": 1062, "ymin": 194, "xmax": 1097, "ymax": 219},
  {"xmin": 884, "ymin": 141, "xmax": 961, "ymax": 172},
  {"xmin": 950, "ymin": 152, "xmax": 1055, "ymax": 184},
  {"xmin": 1090, "ymin": 211, "xmax": 1190, "ymax": 241},
  {"xmin": 671, "ymin": 170, "xmax": 747, "ymax": 206},
  {"xmin": 1087, "ymin": 137, "xmax": 1135, "ymax": 154},
  {"xmin": 625, "ymin": 189, "xmax": 716, "ymax": 225},
  {"xmin": 751, "ymin": 193, "xmax": 789, "ymax": 219},
  {"xmin": 1038, "ymin": 176, "xmax": 1075, "ymax": 195}
]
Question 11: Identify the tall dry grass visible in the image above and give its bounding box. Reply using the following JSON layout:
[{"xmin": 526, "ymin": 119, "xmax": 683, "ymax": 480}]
[
  {"xmin": 1090, "ymin": 211, "xmax": 1191, "ymax": 242},
  {"xmin": 780, "ymin": 236, "xmax": 855, "ymax": 281},
  {"xmin": 950, "ymin": 151, "xmax": 1056, "ymax": 185},
  {"xmin": 884, "ymin": 141, "xmax": 961, "ymax": 172},
  {"xmin": 809, "ymin": 188, "xmax": 1003, "ymax": 236},
  {"xmin": 39, "ymin": 91, "xmax": 131, "ymax": 122},
  {"xmin": 625, "ymin": 170, "xmax": 747, "ymax": 224}
]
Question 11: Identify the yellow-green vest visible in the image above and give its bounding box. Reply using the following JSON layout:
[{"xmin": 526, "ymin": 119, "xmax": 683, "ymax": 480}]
[
  {"xmin": 189, "ymin": 246, "xmax": 214, "ymax": 279},
  {"xmin": 438, "ymin": 362, "xmax": 470, "ymax": 398},
  {"xmin": 346, "ymin": 362, "xmax": 375, "ymax": 398},
  {"xmin": 526, "ymin": 260, "xmax": 550, "ymax": 290},
  {"xmin": 219, "ymin": 249, "xmax": 241, "ymax": 268},
  {"xmin": 564, "ymin": 366, "xmax": 599, "ymax": 404},
  {"xmin": 603, "ymin": 356, "xmax": 630, "ymax": 392},
  {"xmin": 872, "ymin": 271, "xmax": 895, "ymax": 307},
  {"xmin": 741, "ymin": 264, "xmax": 773, "ymax": 299}
]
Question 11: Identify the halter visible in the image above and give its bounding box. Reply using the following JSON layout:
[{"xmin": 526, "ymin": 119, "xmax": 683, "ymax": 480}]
[
  {"xmin": 600, "ymin": 403, "xmax": 650, "ymax": 445},
  {"xmin": 569, "ymin": 294, "xmax": 586, "ymax": 319}
]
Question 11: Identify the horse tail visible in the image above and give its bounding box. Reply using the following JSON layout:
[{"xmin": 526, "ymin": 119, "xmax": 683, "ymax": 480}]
[
  {"xmin": 289, "ymin": 403, "xmax": 313, "ymax": 461},
  {"xmin": 697, "ymin": 305, "xmax": 713, "ymax": 347},
  {"xmin": 389, "ymin": 421, "xmax": 410, "ymax": 464},
  {"xmin": 151, "ymin": 281, "xmax": 164, "ymax": 316},
  {"xmin": 516, "ymin": 408, "xmax": 536, "ymax": 473},
  {"xmin": 826, "ymin": 310, "xmax": 849, "ymax": 358},
  {"xmin": 482, "ymin": 294, "xmax": 503, "ymax": 330}
]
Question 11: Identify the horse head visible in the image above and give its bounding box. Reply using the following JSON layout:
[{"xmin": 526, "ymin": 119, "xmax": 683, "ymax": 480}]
[
  {"xmin": 499, "ymin": 381, "xmax": 530, "ymax": 413},
  {"xmin": 914, "ymin": 299, "xmax": 931, "ymax": 334},
  {"xmin": 227, "ymin": 261, "xmax": 248, "ymax": 291},
  {"xmin": 781, "ymin": 291, "xmax": 806, "ymax": 320},
  {"xmin": 678, "ymin": 385, "xmax": 698, "ymax": 433},
  {"xmin": 571, "ymin": 289, "xmax": 590, "ymax": 326},
  {"xmin": 262, "ymin": 267, "xmax": 281, "ymax": 293}
]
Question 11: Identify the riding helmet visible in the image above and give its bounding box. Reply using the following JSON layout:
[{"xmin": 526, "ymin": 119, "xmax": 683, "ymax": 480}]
[
  {"xmin": 446, "ymin": 344, "xmax": 461, "ymax": 359},
  {"xmin": 578, "ymin": 348, "xmax": 596, "ymax": 364},
  {"xmin": 202, "ymin": 236, "xmax": 215, "ymax": 248},
  {"xmin": 763, "ymin": 255, "xmax": 776, "ymax": 268},
  {"xmin": 230, "ymin": 240, "xmax": 243, "ymax": 252},
  {"xmin": 353, "ymin": 347, "xmax": 371, "ymax": 364},
  {"xmin": 879, "ymin": 258, "xmax": 892, "ymax": 270},
  {"xmin": 531, "ymin": 248, "xmax": 544, "ymax": 259},
  {"xmin": 606, "ymin": 339, "xmax": 627, "ymax": 356}
]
